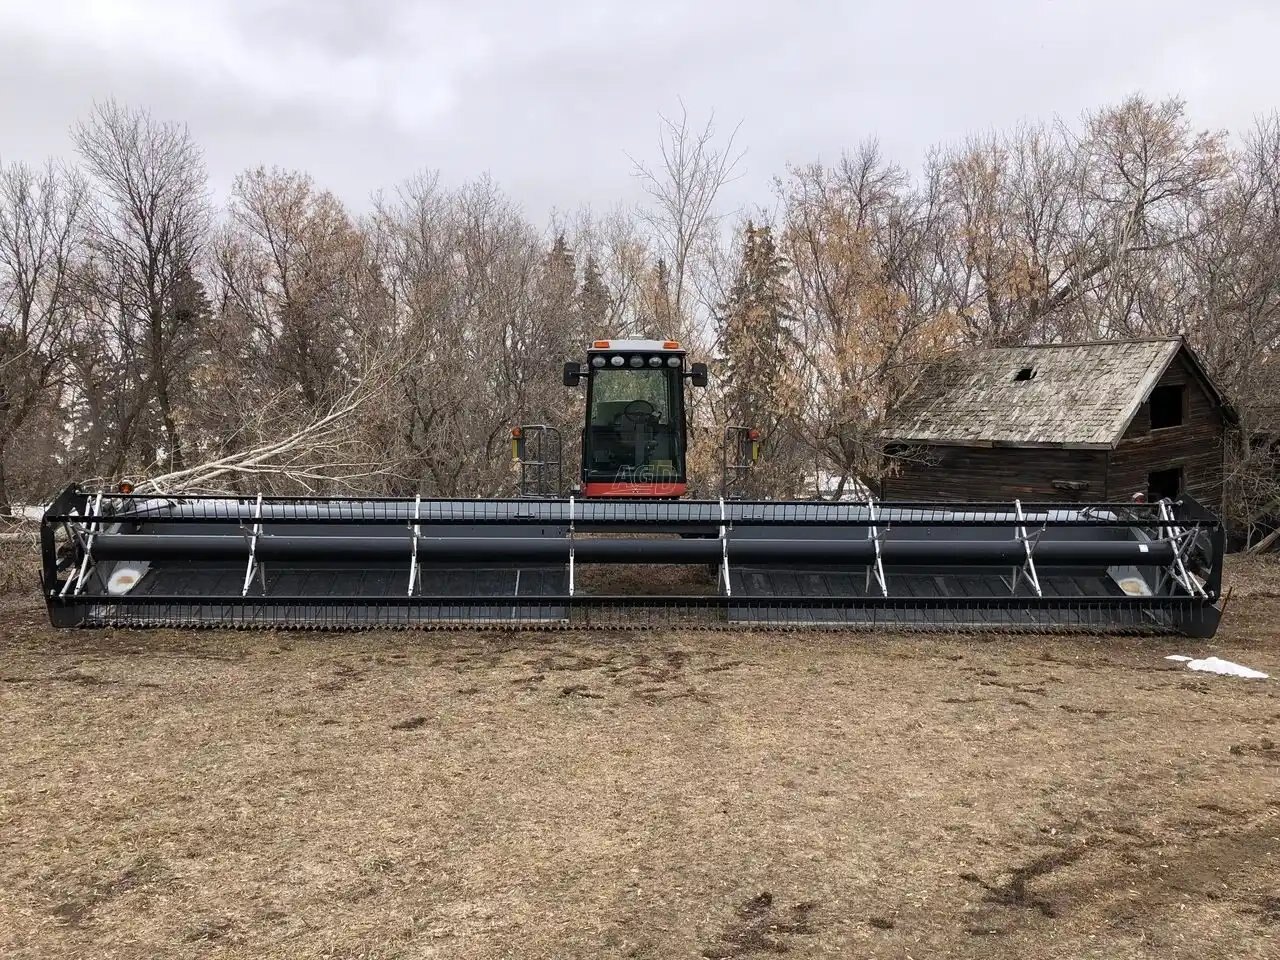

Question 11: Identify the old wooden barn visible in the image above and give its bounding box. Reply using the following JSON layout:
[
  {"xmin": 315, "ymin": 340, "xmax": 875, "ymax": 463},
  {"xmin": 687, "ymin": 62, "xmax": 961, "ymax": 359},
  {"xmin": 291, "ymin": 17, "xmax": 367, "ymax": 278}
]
[{"xmin": 881, "ymin": 338, "xmax": 1232, "ymax": 512}]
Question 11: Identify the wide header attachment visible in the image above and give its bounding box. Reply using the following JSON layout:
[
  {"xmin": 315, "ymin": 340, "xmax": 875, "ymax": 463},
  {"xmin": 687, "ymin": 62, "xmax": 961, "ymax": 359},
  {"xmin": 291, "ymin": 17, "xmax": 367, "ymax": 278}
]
[{"xmin": 43, "ymin": 486, "xmax": 1224, "ymax": 636}]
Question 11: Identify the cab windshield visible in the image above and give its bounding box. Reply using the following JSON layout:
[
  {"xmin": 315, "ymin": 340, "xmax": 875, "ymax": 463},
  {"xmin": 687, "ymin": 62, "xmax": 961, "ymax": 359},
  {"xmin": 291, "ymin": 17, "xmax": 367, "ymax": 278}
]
[{"xmin": 584, "ymin": 366, "xmax": 684, "ymax": 483}]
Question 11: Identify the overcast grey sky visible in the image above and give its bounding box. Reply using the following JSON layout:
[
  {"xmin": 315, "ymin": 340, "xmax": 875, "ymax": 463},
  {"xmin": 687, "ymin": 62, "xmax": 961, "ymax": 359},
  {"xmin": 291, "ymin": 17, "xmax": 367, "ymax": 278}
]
[{"xmin": 1, "ymin": 0, "xmax": 1277, "ymax": 222}]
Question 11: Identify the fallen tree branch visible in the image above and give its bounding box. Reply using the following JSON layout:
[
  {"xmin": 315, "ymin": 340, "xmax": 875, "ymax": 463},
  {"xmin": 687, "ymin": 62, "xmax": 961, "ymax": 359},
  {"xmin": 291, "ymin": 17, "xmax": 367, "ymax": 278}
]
[
  {"xmin": 131, "ymin": 367, "xmax": 389, "ymax": 496},
  {"xmin": 1246, "ymin": 527, "xmax": 1280, "ymax": 555}
]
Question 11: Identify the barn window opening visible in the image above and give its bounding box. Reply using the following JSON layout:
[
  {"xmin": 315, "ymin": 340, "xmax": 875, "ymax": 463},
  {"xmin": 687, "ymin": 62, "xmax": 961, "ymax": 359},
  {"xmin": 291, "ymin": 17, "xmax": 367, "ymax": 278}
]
[
  {"xmin": 1149, "ymin": 384, "xmax": 1185, "ymax": 428},
  {"xmin": 1147, "ymin": 466, "xmax": 1183, "ymax": 502},
  {"xmin": 1013, "ymin": 367, "xmax": 1036, "ymax": 382}
]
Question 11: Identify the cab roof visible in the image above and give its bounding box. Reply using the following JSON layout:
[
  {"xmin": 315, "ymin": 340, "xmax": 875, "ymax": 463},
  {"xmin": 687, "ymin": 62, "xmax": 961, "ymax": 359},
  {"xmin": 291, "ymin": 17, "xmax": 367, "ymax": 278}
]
[{"xmin": 587, "ymin": 339, "xmax": 684, "ymax": 353}]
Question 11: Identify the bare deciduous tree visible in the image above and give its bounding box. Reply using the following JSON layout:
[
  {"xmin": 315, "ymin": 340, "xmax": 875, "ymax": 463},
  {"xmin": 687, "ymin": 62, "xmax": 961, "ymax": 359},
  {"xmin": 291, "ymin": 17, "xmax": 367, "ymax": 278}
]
[
  {"xmin": 779, "ymin": 143, "xmax": 954, "ymax": 493},
  {"xmin": 0, "ymin": 161, "xmax": 86, "ymax": 513},
  {"xmin": 631, "ymin": 103, "xmax": 744, "ymax": 343},
  {"xmin": 73, "ymin": 99, "xmax": 211, "ymax": 473}
]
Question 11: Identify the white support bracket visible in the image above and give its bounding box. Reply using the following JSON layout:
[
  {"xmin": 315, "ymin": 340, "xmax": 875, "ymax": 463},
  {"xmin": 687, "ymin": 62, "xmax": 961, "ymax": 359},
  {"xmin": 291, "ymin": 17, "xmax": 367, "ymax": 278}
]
[
  {"xmin": 1156, "ymin": 500, "xmax": 1206, "ymax": 598},
  {"xmin": 866, "ymin": 499, "xmax": 888, "ymax": 597},
  {"xmin": 1011, "ymin": 499, "xmax": 1043, "ymax": 597},
  {"xmin": 67, "ymin": 492, "xmax": 104, "ymax": 597},
  {"xmin": 567, "ymin": 495, "xmax": 576, "ymax": 597},
  {"xmin": 718, "ymin": 497, "xmax": 731, "ymax": 597},
  {"xmin": 407, "ymin": 494, "xmax": 421, "ymax": 596},
  {"xmin": 241, "ymin": 493, "xmax": 265, "ymax": 597}
]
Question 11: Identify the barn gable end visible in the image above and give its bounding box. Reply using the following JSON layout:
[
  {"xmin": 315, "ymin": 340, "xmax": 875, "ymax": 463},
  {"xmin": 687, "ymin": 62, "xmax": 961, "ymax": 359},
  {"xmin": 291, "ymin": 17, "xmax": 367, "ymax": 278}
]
[{"xmin": 1108, "ymin": 348, "xmax": 1227, "ymax": 508}]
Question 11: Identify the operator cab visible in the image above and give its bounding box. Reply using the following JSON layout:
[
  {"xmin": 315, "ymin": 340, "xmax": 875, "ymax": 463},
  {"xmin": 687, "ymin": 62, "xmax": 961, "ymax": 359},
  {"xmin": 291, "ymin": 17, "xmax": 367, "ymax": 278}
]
[{"xmin": 563, "ymin": 339, "xmax": 707, "ymax": 498}]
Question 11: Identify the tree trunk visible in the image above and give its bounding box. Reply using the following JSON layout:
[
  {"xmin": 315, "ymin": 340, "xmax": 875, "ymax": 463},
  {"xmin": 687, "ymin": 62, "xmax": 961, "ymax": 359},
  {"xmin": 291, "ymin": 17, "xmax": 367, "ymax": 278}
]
[
  {"xmin": 0, "ymin": 450, "xmax": 11, "ymax": 518},
  {"xmin": 153, "ymin": 368, "xmax": 185, "ymax": 472},
  {"xmin": 150, "ymin": 307, "xmax": 185, "ymax": 472}
]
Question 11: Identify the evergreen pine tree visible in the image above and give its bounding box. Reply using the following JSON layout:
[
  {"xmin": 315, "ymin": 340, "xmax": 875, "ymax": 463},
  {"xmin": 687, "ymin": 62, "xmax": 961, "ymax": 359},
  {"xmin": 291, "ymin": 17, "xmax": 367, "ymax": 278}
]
[
  {"xmin": 533, "ymin": 232, "xmax": 578, "ymax": 412},
  {"xmin": 577, "ymin": 254, "xmax": 611, "ymax": 337},
  {"xmin": 716, "ymin": 221, "xmax": 800, "ymax": 492},
  {"xmin": 637, "ymin": 258, "xmax": 674, "ymax": 338}
]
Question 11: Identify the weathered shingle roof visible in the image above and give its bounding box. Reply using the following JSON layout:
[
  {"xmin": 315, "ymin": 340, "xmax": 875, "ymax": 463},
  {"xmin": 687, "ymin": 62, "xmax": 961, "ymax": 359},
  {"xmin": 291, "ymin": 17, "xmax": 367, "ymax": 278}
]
[{"xmin": 885, "ymin": 338, "xmax": 1201, "ymax": 449}]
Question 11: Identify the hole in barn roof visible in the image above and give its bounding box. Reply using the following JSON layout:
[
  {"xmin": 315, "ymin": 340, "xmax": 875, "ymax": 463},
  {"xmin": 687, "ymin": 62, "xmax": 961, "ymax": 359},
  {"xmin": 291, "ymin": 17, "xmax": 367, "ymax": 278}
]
[{"xmin": 1013, "ymin": 367, "xmax": 1036, "ymax": 382}]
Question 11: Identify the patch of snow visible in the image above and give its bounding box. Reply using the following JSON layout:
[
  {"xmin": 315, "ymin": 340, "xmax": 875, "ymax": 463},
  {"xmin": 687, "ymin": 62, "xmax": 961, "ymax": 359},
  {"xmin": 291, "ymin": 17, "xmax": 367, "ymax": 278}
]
[
  {"xmin": 1165, "ymin": 654, "xmax": 1269, "ymax": 679},
  {"xmin": 10, "ymin": 505, "xmax": 45, "ymax": 521},
  {"xmin": 803, "ymin": 470, "xmax": 872, "ymax": 502}
]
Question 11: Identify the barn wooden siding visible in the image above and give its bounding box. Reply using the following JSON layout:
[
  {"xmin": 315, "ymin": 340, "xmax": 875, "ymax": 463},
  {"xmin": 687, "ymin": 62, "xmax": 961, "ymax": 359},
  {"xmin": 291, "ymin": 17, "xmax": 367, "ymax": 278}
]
[
  {"xmin": 881, "ymin": 446, "xmax": 1109, "ymax": 502},
  {"xmin": 882, "ymin": 351, "xmax": 1226, "ymax": 509}
]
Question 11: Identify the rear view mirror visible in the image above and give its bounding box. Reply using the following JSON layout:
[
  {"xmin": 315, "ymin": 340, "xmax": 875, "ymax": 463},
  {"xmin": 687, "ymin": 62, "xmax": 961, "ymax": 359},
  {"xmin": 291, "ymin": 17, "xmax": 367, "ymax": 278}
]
[
  {"xmin": 690, "ymin": 362, "xmax": 708, "ymax": 388},
  {"xmin": 563, "ymin": 361, "xmax": 582, "ymax": 387}
]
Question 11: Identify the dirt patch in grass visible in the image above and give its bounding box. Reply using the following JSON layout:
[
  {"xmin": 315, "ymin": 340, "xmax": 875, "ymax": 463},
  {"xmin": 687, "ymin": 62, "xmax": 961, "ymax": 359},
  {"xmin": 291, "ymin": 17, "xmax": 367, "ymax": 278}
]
[
  {"xmin": 2, "ymin": 572, "xmax": 1278, "ymax": 958},
  {"xmin": 960, "ymin": 845, "xmax": 1085, "ymax": 919},
  {"xmin": 700, "ymin": 892, "xmax": 818, "ymax": 957}
]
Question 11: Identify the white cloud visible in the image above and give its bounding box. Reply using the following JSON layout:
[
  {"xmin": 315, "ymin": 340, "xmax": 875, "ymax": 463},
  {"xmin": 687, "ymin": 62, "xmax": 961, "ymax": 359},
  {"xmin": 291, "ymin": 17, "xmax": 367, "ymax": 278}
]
[
  {"xmin": 0, "ymin": 0, "xmax": 491, "ymax": 128},
  {"xmin": 2, "ymin": 0, "xmax": 1279, "ymax": 220}
]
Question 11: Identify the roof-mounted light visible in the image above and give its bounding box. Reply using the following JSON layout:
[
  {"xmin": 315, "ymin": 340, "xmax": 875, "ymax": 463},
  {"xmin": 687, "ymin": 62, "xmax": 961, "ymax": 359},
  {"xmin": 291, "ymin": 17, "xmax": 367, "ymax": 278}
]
[
  {"xmin": 590, "ymin": 355, "xmax": 606, "ymax": 367},
  {"xmin": 610, "ymin": 355, "xmax": 625, "ymax": 366},
  {"xmin": 666, "ymin": 356, "xmax": 681, "ymax": 367},
  {"xmin": 628, "ymin": 355, "xmax": 644, "ymax": 368},
  {"xmin": 648, "ymin": 356, "xmax": 663, "ymax": 367},
  {"xmin": 663, "ymin": 340, "xmax": 680, "ymax": 349},
  {"xmin": 593, "ymin": 340, "xmax": 611, "ymax": 349}
]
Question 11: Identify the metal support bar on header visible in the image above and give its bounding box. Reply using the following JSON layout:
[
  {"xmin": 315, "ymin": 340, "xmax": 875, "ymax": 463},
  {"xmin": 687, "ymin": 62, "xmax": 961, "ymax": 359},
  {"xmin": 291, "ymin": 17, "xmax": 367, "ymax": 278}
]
[
  {"xmin": 718, "ymin": 497, "xmax": 731, "ymax": 597},
  {"xmin": 407, "ymin": 495, "xmax": 421, "ymax": 596},
  {"xmin": 1011, "ymin": 499, "xmax": 1043, "ymax": 597},
  {"xmin": 567, "ymin": 495, "xmax": 575, "ymax": 597},
  {"xmin": 865, "ymin": 499, "xmax": 888, "ymax": 596},
  {"xmin": 1156, "ymin": 500, "xmax": 1207, "ymax": 598},
  {"xmin": 67, "ymin": 491, "xmax": 104, "ymax": 597},
  {"xmin": 241, "ymin": 493, "xmax": 265, "ymax": 597}
]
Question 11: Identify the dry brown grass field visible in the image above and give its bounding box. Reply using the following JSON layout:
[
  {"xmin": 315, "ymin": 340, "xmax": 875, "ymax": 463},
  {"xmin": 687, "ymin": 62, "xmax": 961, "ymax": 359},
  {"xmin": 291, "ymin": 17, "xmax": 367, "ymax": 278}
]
[{"xmin": 1, "ymin": 555, "xmax": 1277, "ymax": 959}]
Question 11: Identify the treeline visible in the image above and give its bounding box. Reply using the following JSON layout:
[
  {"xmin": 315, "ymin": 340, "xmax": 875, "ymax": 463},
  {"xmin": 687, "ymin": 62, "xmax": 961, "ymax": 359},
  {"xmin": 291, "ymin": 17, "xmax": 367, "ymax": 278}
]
[{"xmin": 1, "ymin": 97, "xmax": 1278, "ymax": 533}]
